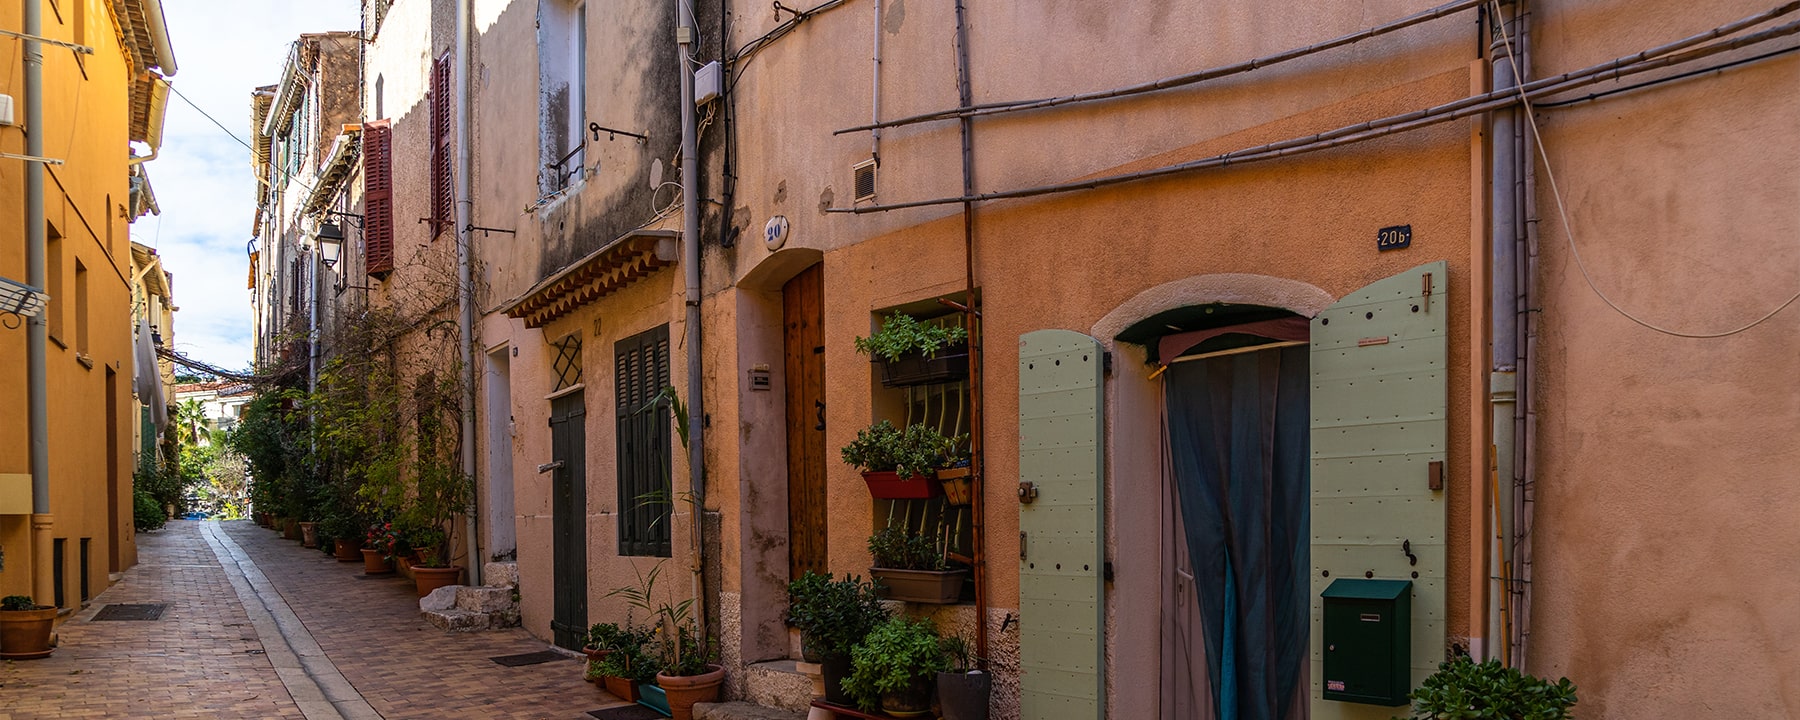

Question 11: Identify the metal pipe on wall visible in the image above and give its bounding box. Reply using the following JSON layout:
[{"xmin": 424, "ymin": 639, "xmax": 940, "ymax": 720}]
[
  {"xmin": 952, "ymin": 0, "xmax": 988, "ymax": 668},
  {"xmin": 1487, "ymin": 0, "xmax": 1521, "ymax": 667},
  {"xmin": 456, "ymin": 0, "xmax": 482, "ymax": 586},
  {"xmin": 678, "ymin": 0, "xmax": 708, "ymax": 642},
  {"xmin": 1515, "ymin": 4, "xmax": 1540, "ymax": 669},
  {"xmin": 24, "ymin": 0, "xmax": 55, "ymax": 605},
  {"xmin": 871, "ymin": 0, "xmax": 882, "ymax": 161}
]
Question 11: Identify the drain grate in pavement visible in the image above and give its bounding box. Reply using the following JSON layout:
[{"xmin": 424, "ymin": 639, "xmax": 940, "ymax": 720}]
[
  {"xmin": 92, "ymin": 603, "xmax": 167, "ymax": 621},
  {"xmin": 587, "ymin": 706, "xmax": 666, "ymax": 720},
  {"xmin": 489, "ymin": 650, "xmax": 569, "ymax": 667}
]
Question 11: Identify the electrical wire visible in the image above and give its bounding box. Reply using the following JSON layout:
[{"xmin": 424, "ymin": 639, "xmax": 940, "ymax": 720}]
[
  {"xmin": 1495, "ymin": 5, "xmax": 1800, "ymax": 338},
  {"xmin": 165, "ymin": 80, "xmax": 256, "ymax": 153},
  {"xmin": 1535, "ymin": 42, "xmax": 1800, "ymax": 108}
]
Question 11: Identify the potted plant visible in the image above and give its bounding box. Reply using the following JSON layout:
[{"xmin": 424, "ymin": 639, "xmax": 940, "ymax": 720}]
[
  {"xmin": 587, "ymin": 622, "xmax": 656, "ymax": 701},
  {"xmin": 321, "ymin": 513, "xmax": 362, "ymax": 562},
  {"xmin": 868, "ymin": 525, "xmax": 967, "ymax": 604},
  {"xmin": 856, "ymin": 313, "xmax": 970, "ymax": 387},
  {"xmin": 785, "ymin": 571, "xmax": 889, "ymax": 705},
  {"xmin": 842, "ymin": 420, "xmax": 964, "ymax": 500},
  {"xmin": 937, "ymin": 634, "xmax": 990, "ymax": 720},
  {"xmin": 841, "ymin": 616, "xmax": 950, "ymax": 717},
  {"xmin": 1404, "ymin": 656, "xmax": 1577, "ymax": 719},
  {"xmin": 608, "ymin": 562, "xmax": 723, "ymax": 720},
  {"xmin": 0, "ymin": 594, "xmax": 56, "ymax": 659},
  {"xmin": 362, "ymin": 521, "xmax": 399, "ymax": 575}
]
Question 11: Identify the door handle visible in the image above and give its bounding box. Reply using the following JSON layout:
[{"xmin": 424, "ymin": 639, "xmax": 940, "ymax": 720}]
[
  {"xmin": 537, "ymin": 460, "xmax": 564, "ymax": 474},
  {"xmin": 814, "ymin": 400, "xmax": 826, "ymax": 431}
]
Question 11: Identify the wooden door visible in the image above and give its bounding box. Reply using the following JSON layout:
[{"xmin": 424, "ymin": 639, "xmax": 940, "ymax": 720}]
[
  {"xmin": 549, "ymin": 391, "xmax": 588, "ymax": 650},
  {"xmin": 783, "ymin": 264, "xmax": 827, "ymax": 580}
]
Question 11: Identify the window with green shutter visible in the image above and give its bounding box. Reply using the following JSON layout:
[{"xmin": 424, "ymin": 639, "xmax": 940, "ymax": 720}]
[{"xmin": 616, "ymin": 325, "xmax": 672, "ymax": 557}]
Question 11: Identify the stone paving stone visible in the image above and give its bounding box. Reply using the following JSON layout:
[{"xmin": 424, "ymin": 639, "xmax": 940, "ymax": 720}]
[
  {"xmin": 223, "ymin": 520, "xmax": 624, "ymax": 719},
  {"xmin": 0, "ymin": 521, "xmax": 306, "ymax": 720}
]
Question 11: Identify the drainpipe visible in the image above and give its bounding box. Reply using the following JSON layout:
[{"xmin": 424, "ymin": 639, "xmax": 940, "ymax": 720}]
[
  {"xmin": 1487, "ymin": 0, "xmax": 1523, "ymax": 668},
  {"xmin": 23, "ymin": 0, "xmax": 56, "ymax": 606},
  {"xmin": 677, "ymin": 0, "xmax": 706, "ymax": 640},
  {"xmin": 871, "ymin": 0, "xmax": 882, "ymax": 162},
  {"xmin": 456, "ymin": 0, "xmax": 481, "ymax": 585},
  {"xmin": 952, "ymin": 0, "xmax": 987, "ymax": 668}
]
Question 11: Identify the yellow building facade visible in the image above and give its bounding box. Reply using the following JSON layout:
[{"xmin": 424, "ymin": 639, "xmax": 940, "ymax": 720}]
[{"xmin": 0, "ymin": 0, "xmax": 174, "ymax": 613}]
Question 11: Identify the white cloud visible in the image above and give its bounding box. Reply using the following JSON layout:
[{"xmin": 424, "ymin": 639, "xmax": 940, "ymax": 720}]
[{"xmin": 147, "ymin": 0, "xmax": 361, "ymax": 372}]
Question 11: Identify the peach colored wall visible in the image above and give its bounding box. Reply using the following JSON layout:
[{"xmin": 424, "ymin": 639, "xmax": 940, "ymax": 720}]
[
  {"xmin": 1522, "ymin": 0, "xmax": 1800, "ymax": 716},
  {"xmin": 0, "ymin": 0, "xmax": 141, "ymax": 602}
]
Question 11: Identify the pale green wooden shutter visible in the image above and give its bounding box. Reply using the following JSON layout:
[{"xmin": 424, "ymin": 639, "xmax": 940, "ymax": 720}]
[
  {"xmin": 1309, "ymin": 261, "xmax": 1449, "ymax": 718},
  {"xmin": 1018, "ymin": 329, "xmax": 1106, "ymax": 720}
]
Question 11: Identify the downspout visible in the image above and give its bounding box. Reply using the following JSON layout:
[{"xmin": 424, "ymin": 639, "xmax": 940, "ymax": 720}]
[
  {"xmin": 456, "ymin": 0, "xmax": 482, "ymax": 585},
  {"xmin": 1515, "ymin": 5, "xmax": 1539, "ymax": 669},
  {"xmin": 1487, "ymin": 0, "xmax": 1523, "ymax": 668},
  {"xmin": 871, "ymin": 0, "xmax": 882, "ymax": 161},
  {"xmin": 24, "ymin": 0, "xmax": 55, "ymax": 605},
  {"xmin": 678, "ymin": 0, "xmax": 707, "ymax": 641},
  {"xmin": 952, "ymin": 0, "xmax": 987, "ymax": 668}
]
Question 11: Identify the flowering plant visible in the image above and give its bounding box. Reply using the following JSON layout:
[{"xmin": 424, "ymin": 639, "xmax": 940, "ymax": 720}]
[{"xmin": 366, "ymin": 522, "xmax": 403, "ymax": 559}]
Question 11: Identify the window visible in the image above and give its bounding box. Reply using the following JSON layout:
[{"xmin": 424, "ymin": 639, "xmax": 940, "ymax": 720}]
[
  {"xmin": 362, "ymin": 120, "xmax": 395, "ymax": 276},
  {"xmin": 616, "ymin": 324, "xmax": 671, "ymax": 557},
  {"xmin": 52, "ymin": 538, "xmax": 66, "ymax": 608},
  {"xmin": 538, "ymin": 0, "xmax": 587, "ymax": 193},
  {"xmin": 430, "ymin": 53, "xmax": 453, "ymax": 234},
  {"xmin": 79, "ymin": 538, "xmax": 91, "ymax": 602},
  {"xmin": 46, "ymin": 230, "xmax": 63, "ymax": 344},
  {"xmin": 75, "ymin": 259, "xmax": 89, "ymax": 355}
]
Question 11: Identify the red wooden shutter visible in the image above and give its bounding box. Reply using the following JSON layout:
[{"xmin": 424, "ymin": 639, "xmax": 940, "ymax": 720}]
[
  {"xmin": 431, "ymin": 54, "xmax": 454, "ymax": 234},
  {"xmin": 363, "ymin": 120, "xmax": 395, "ymax": 277}
]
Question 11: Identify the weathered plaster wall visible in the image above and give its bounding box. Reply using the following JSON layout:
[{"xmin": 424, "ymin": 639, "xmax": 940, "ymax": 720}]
[{"xmin": 1523, "ymin": 0, "xmax": 1800, "ymax": 716}]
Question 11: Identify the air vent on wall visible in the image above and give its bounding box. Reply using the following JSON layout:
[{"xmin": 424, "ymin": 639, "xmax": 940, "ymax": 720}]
[{"xmin": 853, "ymin": 157, "xmax": 878, "ymax": 203}]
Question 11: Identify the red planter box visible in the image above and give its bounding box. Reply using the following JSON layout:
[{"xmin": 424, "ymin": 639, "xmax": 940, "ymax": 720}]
[{"xmin": 862, "ymin": 471, "xmax": 943, "ymax": 500}]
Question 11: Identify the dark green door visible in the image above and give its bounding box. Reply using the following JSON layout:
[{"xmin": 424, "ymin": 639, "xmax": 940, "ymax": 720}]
[{"xmin": 550, "ymin": 392, "xmax": 588, "ymax": 649}]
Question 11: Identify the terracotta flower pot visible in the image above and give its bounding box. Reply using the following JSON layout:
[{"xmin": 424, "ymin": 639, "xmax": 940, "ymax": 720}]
[
  {"xmin": 861, "ymin": 470, "xmax": 944, "ymax": 500},
  {"xmin": 298, "ymin": 522, "xmax": 319, "ymax": 548},
  {"xmin": 871, "ymin": 567, "xmax": 969, "ymax": 603},
  {"xmin": 0, "ymin": 606, "xmax": 58, "ymax": 660},
  {"xmin": 334, "ymin": 539, "xmax": 362, "ymax": 562},
  {"xmin": 412, "ymin": 564, "xmax": 463, "ymax": 597},
  {"xmin": 603, "ymin": 674, "xmax": 641, "ymax": 702},
  {"xmin": 656, "ymin": 664, "xmax": 725, "ymax": 720},
  {"xmin": 361, "ymin": 548, "xmax": 394, "ymax": 575}
]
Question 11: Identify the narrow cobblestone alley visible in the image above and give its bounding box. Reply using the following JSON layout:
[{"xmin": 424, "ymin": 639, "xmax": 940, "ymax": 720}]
[{"xmin": 0, "ymin": 521, "xmax": 627, "ymax": 719}]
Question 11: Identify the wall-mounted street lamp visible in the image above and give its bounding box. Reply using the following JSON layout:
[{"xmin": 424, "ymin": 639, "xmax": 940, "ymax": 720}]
[{"xmin": 313, "ymin": 222, "xmax": 373, "ymax": 295}]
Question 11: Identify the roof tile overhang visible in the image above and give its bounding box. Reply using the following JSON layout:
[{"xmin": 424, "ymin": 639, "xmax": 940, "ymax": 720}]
[
  {"xmin": 301, "ymin": 127, "xmax": 362, "ymax": 218},
  {"xmin": 503, "ymin": 230, "xmax": 680, "ymax": 329}
]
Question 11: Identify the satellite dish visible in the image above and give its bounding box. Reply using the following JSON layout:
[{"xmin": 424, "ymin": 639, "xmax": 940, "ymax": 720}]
[{"xmin": 649, "ymin": 159, "xmax": 664, "ymax": 189}]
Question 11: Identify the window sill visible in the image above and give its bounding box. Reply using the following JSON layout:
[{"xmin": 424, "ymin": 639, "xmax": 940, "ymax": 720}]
[
  {"xmin": 75, "ymin": 352, "xmax": 94, "ymax": 370},
  {"xmin": 48, "ymin": 333, "xmax": 67, "ymax": 350}
]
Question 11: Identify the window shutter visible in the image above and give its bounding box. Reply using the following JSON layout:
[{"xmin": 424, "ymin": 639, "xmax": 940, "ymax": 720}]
[
  {"xmin": 362, "ymin": 120, "xmax": 395, "ymax": 277},
  {"xmin": 617, "ymin": 325, "xmax": 673, "ymax": 557},
  {"xmin": 431, "ymin": 54, "xmax": 454, "ymax": 234}
]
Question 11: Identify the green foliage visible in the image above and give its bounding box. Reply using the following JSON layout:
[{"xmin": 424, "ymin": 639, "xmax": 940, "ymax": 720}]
[
  {"xmin": 867, "ymin": 525, "xmax": 947, "ymax": 571},
  {"xmin": 785, "ymin": 571, "xmax": 889, "ymax": 660},
  {"xmin": 853, "ymin": 313, "xmax": 968, "ymax": 363},
  {"xmin": 1402, "ymin": 657, "xmax": 1577, "ymax": 720},
  {"xmin": 841, "ymin": 616, "xmax": 951, "ymax": 712},
  {"xmin": 840, "ymin": 420, "xmax": 964, "ymax": 479},
  {"xmin": 2, "ymin": 595, "xmax": 42, "ymax": 611},
  {"xmin": 605, "ymin": 561, "xmax": 716, "ymax": 677},
  {"xmin": 133, "ymin": 487, "xmax": 166, "ymax": 532},
  {"xmin": 593, "ymin": 624, "xmax": 661, "ymax": 683},
  {"xmin": 939, "ymin": 633, "xmax": 977, "ymax": 671}
]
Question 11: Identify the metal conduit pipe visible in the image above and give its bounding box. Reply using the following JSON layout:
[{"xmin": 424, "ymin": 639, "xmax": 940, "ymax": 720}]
[
  {"xmin": 1487, "ymin": 0, "xmax": 1522, "ymax": 667},
  {"xmin": 828, "ymin": 6, "xmax": 1800, "ymax": 215},
  {"xmin": 457, "ymin": 0, "xmax": 482, "ymax": 585},
  {"xmin": 836, "ymin": 0, "xmax": 1489, "ymax": 135},
  {"xmin": 1514, "ymin": 5, "xmax": 1541, "ymax": 670},
  {"xmin": 951, "ymin": 0, "xmax": 989, "ymax": 668},
  {"xmin": 678, "ymin": 0, "xmax": 708, "ymax": 642},
  {"xmin": 871, "ymin": 0, "xmax": 882, "ymax": 161},
  {"xmin": 24, "ymin": 0, "xmax": 54, "ymax": 605}
]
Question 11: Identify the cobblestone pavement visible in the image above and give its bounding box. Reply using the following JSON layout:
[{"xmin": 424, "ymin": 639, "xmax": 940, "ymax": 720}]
[
  {"xmin": 220, "ymin": 520, "xmax": 617, "ymax": 720},
  {"xmin": 0, "ymin": 521, "xmax": 304, "ymax": 720},
  {"xmin": 0, "ymin": 520, "xmax": 627, "ymax": 720}
]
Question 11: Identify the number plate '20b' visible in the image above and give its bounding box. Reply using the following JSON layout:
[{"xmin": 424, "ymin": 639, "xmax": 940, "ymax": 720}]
[{"xmin": 1377, "ymin": 224, "xmax": 1412, "ymax": 251}]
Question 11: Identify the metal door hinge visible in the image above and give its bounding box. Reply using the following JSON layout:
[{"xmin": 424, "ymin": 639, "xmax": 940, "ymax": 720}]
[{"xmin": 537, "ymin": 460, "xmax": 564, "ymax": 474}]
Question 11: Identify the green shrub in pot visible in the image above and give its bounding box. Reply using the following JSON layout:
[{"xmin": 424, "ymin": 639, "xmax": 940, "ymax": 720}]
[
  {"xmin": 853, "ymin": 313, "xmax": 968, "ymax": 363},
  {"xmin": 785, "ymin": 571, "xmax": 889, "ymax": 662},
  {"xmin": 841, "ymin": 616, "xmax": 951, "ymax": 715},
  {"xmin": 1402, "ymin": 656, "xmax": 1576, "ymax": 720}
]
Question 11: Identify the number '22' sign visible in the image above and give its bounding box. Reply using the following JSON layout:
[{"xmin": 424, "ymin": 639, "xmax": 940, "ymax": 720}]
[{"xmin": 1377, "ymin": 225, "xmax": 1412, "ymax": 252}]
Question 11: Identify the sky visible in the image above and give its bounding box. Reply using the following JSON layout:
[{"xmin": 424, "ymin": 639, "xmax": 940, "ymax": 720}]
[{"xmin": 142, "ymin": 1, "xmax": 360, "ymax": 373}]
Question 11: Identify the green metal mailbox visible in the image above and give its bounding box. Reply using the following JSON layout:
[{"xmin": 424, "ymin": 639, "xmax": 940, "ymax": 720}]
[{"xmin": 1320, "ymin": 578, "xmax": 1412, "ymax": 706}]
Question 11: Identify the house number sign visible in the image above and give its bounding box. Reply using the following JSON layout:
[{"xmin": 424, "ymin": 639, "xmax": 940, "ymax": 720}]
[{"xmin": 1377, "ymin": 224, "xmax": 1412, "ymax": 252}]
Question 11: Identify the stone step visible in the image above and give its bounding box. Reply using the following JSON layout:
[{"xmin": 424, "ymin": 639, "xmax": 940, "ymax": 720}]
[
  {"xmin": 423, "ymin": 607, "xmax": 491, "ymax": 633},
  {"xmin": 483, "ymin": 561, "xmax": 519, "ymax": 588},
  {"xmin": 693, "ymin": 701, "xmax": 806, "ymax": 720},
  {"xmin": 455, "ymin": 585, "xmax": 514, "ymax": 613},
  {"xmin": 739, "ymin": 661, "xmax": 817, "ymax": 713}
]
